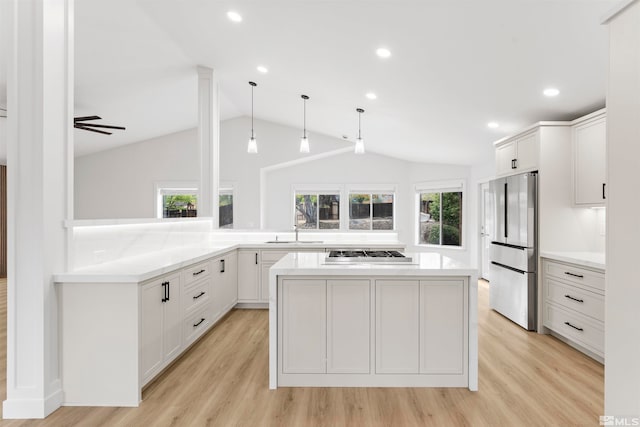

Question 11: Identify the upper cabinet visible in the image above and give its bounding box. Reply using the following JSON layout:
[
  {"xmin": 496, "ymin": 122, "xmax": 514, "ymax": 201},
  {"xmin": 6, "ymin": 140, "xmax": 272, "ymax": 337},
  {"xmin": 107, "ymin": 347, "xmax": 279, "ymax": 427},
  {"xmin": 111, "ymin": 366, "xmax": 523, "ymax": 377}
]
[
  {"xmin": 495, "ymin": 130, "xmax": 539, "ymax": 177},
  {"xmin": 572, "ymin": 110, "xmax": 606, "ymax": 207}
]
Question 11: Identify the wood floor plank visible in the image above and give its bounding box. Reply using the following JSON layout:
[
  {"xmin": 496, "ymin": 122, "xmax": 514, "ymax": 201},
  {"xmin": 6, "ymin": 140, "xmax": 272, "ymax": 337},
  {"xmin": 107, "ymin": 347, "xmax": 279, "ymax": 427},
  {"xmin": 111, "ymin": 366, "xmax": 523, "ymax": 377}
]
[{"xmin": 0, "ymin": 279, "xmax": 604, "ymax": 426}]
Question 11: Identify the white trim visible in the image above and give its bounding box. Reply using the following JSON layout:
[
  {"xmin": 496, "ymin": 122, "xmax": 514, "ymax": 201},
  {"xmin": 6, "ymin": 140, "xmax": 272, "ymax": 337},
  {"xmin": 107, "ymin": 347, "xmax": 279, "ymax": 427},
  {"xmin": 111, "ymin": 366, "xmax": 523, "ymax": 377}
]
[
  {"xmin": 414, "ymin": 179, "xmax": 464, "ymax": 192},
  {"xmin": 2, "ymin": 387, "xmax": 64, "ymax": 419},
  {"xmin": 345, "ymin": 183, "xmax": 397, "ymax": 194}
]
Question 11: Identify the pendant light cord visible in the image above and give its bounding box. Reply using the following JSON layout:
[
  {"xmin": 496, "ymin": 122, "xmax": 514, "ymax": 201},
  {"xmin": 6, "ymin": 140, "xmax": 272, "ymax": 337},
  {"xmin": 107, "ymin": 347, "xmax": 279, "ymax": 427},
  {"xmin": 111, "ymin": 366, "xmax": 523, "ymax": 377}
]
[
  {"xmin": 251, "ymin": 85, "xmax": 254, "ymax": 138},
  {"xmin": 303, "ymin": 97, "xmax": 306, "ymax": 138}
]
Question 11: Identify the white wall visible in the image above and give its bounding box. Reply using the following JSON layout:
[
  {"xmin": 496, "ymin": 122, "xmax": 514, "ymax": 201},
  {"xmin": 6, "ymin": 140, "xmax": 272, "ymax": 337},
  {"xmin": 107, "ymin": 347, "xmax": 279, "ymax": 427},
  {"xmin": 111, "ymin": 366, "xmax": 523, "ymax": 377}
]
[
  {"xmin": 264, "ymin": 149, "xmax": 473, "ymax": 262},
  {"xmin": 75, "ymin": 128, "xmax": 199, "ymax": 219},
  {"xmin": 604, "ymin": 0, "xmax": 640, "ymax": 418}
]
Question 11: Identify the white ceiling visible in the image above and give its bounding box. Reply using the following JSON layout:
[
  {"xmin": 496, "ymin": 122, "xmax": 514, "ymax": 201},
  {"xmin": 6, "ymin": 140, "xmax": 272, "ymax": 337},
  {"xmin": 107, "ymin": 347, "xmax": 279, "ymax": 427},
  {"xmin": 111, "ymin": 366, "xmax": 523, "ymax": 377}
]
[{"xmin": 2, "ymin": 0, "xmax": 617, "ymax": 164}]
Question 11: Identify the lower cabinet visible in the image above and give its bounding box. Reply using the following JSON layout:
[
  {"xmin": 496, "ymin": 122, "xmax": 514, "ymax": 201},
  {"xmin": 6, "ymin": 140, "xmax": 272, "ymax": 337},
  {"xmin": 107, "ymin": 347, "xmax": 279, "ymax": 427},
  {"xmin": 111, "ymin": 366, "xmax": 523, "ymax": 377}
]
[
  {"xmin": 237, "ymin": 250, "xmax": 260, "ymax": 301},
  {"xmin": 141, "ymin": 273, "xmax": 182, "ymax": 384},
  {"xmin": 281, "ymin": 279, "xmax": 370, "ymax": 374},
  {"xmin": 278, "ymin": 277, "xmax": 468, "ymax": 385}
]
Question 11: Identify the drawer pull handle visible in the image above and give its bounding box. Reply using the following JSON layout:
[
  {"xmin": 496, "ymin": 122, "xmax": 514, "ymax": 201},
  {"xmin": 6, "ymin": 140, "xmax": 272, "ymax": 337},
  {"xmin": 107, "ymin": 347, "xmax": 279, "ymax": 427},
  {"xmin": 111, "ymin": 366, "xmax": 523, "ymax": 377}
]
[
  {"xmin": 564, "ymin": 294, "xmax": 584, "ymax": 303},
  {"xmin": 193, "ymin": 318, "xmax": 205, "ymax": 328},
  {"xmin": 564, "ymin": 321, "xmax": 584, "ymax": 332},
  {"xmin": 564, "ymin": 271, "xmax": 584, "ymax": 279},
  {"xmin": 193, "ymin": 269, "xmax": 206, "ymax": 276},
  {"xmin": 193, "ymin": 291, "xmax": 206, "ymax": 300}
]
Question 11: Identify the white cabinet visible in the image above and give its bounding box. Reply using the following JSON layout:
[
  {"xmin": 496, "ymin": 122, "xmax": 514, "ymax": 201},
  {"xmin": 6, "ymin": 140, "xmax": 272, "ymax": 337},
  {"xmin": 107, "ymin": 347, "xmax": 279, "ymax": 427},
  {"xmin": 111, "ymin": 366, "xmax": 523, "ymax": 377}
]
[
  {"xmin": 237, "ymin": 250, "xmax": 260, "ymax": 302},
  {"xmin": 495, "ymin": 130, "xmax": 539, "ymax": 177},
  {"xmin": 327, "ymin": 280, "xmax": 370, "ymax": 374},
  {"xmin": 220, "ymin": 251, "xmax": 238, "ymax": 313},
  {"xmin": 542, "ymin": 258, "xmax": 605, "ymax": 361},
  {"xmin": 573, "ymin": 111, "xmax": 606, "ymax": 206},
  {"xmin": 281, "ymin": 279, "xmax": 327, "ymax": 373},
  {"xmin": 420, "ymin": 280, "xmax": 465, "ymax": 374},
  {"xmin": 375, "ymin": 280, "xmax": 420, "ymax": 374},
  {"xmin": 280, "ymin": 279, "xmax": 371, "ymax": 375},
  {"xmin": 141, "ymin": 273, "xmax": 182, "ymax": 384}
]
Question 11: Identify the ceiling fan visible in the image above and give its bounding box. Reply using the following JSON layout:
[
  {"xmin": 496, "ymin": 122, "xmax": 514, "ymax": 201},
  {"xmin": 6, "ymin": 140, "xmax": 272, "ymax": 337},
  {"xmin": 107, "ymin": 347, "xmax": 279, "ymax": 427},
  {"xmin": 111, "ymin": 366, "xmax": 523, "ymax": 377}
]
[
  {"xmin": 1, "ymin": 109, "xmax": 125, "ymax": 136},
  {"xmin": 74, "ymin": 116, "xmax": 125, "ymax": 135}
]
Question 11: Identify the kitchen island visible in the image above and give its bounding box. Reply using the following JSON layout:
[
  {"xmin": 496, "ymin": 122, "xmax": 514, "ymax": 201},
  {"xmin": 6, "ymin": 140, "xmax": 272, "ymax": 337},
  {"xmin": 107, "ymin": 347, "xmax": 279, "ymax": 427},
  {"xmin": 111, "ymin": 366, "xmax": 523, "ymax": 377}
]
[{"xmin": 268, "ymin": 252, "xmax": 478, "ymax": 391}]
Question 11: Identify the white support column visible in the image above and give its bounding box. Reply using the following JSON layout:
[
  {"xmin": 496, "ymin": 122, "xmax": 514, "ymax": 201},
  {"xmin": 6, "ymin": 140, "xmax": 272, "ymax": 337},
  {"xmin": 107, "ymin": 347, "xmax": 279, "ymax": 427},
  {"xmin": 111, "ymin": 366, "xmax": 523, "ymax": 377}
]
[
  {"xmin": 197, "ymin": 66, "xmax": 219, "ymax": 225},
  {"xmin": 2, "ymin": 0, "xmax": 73, "ymax": 418}
]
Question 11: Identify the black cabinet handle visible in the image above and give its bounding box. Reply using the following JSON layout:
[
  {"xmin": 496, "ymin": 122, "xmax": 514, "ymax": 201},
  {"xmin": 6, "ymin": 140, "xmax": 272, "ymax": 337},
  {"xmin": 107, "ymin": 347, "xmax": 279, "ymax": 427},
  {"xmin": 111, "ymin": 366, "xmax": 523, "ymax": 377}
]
[
  {"xmin": 193, "ymin": 318, "xmax": 205, "ymax": 328},
  {"xmin": 220, "ymin": 259, "xmax": 225, "ymax": 273},
  {"xmin": 167, "ymin": 281, "xmax": 170, "ymax": 301},
  {"xmin": 511, "ymin": 158, "xmax": 518, "ymax": 169},
  {"xmin": 161, "ymin": 282, "xmax": 167, "ymax": 302},
  {"xmin": 255, "ymin": 253, "xmax": 258, "ymax": 265},
  {"xmin": 193, "ymin": 291, "xmax": 205, "ymax": 300},
  {"xmin": 564, "ymin": 321, "xmax": 584, "ymax": 332},
  {"xmin": 602, "ymin": 183, "xmax": 606, "ymax": 200},
  {"xmin": 564, "ymin": 294, "xmax": 584, "ymax": 303},
  {"xmin": 564, "ymin": 271, "xmax": 584, "ymax": 279},
  {"xmin": 193, "ymin": 269, "xmax": 206, "ymax": 276}
]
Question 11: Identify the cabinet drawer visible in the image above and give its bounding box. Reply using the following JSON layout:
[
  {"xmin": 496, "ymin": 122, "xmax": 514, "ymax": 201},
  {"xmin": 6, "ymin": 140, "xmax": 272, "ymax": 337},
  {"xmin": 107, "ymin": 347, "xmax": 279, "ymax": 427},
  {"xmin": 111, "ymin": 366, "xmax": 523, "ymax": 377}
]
[
  {"xmin": 261, "ymin": 250, "xmax": 289, "ymax": 263},
  {"xmin": 182, "ymin": 261, "xmax": 211, "ymax": 288},
  {"xmin": 544, "ymin": 303, "xmax": 603, "ymax": 355},
  {"xmin": 545, "ymin": 278, "xmax": 604, "ymax": 322},
  {"xmin": 182, "ymin": 279, "xmax": 211, "ymax": 314},
  {"xmin": 544, "ymin": 260, "xmax": 604, "ymax": 292},
  {"xmin": 183, "ymin": 303, "xmax": 212, "ymax": 347}
]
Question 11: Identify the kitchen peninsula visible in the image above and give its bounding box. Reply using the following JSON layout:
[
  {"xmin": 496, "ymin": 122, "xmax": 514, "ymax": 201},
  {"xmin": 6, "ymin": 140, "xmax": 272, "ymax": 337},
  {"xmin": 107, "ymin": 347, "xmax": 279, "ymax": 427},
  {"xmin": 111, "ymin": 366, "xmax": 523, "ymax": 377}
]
[{"xmin": 268, "ymin": 252, "xmax": 478, "ymax": 391}]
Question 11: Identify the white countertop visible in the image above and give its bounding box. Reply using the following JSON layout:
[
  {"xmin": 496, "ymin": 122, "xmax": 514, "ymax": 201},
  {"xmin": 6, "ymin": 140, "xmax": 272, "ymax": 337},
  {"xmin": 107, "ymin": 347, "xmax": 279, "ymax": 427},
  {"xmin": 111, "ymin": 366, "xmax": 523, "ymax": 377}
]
[
  {"xmin": 54, "ymin": 241, "xmax": 405, "ymax": 283},
  {"xmin": 539, "ymin": 251, "xmax": 605, "ymax": 271},
  {"xmin": 271, "ymin": 252, "xmax": 477, "ymax": 276}
]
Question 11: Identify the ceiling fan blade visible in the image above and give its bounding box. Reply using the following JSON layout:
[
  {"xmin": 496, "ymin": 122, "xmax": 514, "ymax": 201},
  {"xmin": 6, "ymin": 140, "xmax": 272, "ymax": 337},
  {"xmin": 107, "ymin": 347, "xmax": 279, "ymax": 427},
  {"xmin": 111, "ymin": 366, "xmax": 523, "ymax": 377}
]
[
  {"xmin": 74, "ymin": 115, "xmax": 102, "ymax": 122},
  {"xmin": 74, "ymin": 124, "xmax": 112, "ymax": 135},
  {"xmin": 76, "ymin": 123, "xmax": 126, "ymax": 130}
]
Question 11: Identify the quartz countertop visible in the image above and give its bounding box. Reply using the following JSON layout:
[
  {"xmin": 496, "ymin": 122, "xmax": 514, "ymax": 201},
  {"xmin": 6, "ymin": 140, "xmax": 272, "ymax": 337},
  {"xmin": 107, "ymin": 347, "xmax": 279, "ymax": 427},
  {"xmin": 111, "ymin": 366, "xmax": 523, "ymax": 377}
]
[
  {"xmin": 539, "ymin": 251, "xmax": 605, "ymax": 271},
  {"xmin": 54, "ymin": 241, "xmax": 405, "ymax": 283},
  {"xmin": 270, "ymin": 252, "xmax": 477, "ymax": 277}
]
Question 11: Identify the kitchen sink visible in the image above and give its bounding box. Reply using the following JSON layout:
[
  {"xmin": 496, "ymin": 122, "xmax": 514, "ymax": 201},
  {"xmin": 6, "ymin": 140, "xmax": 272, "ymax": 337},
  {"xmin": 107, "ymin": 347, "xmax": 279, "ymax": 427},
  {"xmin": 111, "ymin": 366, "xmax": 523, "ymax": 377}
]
[{"xmin": 264, "ymin": 240, "xmax": 324, "ymax": 244}]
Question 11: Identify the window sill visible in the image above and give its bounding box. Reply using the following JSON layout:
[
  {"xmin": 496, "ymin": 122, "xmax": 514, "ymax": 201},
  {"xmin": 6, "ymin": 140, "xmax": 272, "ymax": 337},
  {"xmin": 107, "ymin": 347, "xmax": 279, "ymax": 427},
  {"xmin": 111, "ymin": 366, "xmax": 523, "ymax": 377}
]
[{"xmin": 415, "ymin": 244, "xmax": 465, "ymax": 251}]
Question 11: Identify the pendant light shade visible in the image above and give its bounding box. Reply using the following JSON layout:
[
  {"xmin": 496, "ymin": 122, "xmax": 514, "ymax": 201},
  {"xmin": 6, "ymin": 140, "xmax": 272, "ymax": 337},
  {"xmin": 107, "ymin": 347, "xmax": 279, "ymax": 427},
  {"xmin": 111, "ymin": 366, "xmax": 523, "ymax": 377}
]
[
  {"xmin": 300, "ymin": 95, "xmax": 310, "ymax": 153},
  {"xmin": 247, "ymin": 81, "xmax": 258, "ymax": 154},
  {"xmin": 355, "ymin": 108, "xmax": 365, "ymax": 154}
]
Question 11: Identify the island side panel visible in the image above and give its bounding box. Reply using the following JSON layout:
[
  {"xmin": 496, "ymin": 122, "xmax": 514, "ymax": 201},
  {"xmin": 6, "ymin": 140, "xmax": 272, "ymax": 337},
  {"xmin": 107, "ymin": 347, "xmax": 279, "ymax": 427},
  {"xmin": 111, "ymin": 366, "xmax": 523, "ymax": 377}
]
[
  {"xmin": 469, "ymin": 275, "xmax": 479, "ymax": 391},
  {"xmin": 59, "ymin": 281, "xmax": 140, "ymax": 406}
]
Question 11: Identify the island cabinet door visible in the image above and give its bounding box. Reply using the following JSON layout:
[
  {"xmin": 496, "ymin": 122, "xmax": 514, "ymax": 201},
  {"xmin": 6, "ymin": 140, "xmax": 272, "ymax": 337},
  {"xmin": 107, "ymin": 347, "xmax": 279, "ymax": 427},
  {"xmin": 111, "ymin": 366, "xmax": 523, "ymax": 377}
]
[
  {"xmin": 420, "ymin": 280, "xmax": 466, "ymax": 375},
  {"xmin": 327, "ymin": 280, "xmax": 371, "ymax": 374},
  {"xmin": 281, "ymin": 279, "xmax": 327, "ymax": 373},
  {"xmin": 375, "ymin": 280, "xmax": 420, "ymax": 374}
]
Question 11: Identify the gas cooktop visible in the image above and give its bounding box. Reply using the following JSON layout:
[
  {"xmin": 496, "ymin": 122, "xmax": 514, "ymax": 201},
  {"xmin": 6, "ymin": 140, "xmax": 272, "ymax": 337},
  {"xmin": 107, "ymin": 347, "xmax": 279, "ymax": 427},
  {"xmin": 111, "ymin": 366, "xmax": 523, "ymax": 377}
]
[{"xmin": 325, "ymin": 250, "xmax": 413, "ymax": 264}]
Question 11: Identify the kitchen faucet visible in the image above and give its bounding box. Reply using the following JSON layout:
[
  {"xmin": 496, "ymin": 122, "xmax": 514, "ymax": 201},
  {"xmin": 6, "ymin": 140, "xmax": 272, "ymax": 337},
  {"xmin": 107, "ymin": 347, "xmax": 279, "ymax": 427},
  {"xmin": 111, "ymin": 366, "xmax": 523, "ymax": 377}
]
[{"xmin": 294, "ymin": 224, "xmax": 299, "ymax": 242}]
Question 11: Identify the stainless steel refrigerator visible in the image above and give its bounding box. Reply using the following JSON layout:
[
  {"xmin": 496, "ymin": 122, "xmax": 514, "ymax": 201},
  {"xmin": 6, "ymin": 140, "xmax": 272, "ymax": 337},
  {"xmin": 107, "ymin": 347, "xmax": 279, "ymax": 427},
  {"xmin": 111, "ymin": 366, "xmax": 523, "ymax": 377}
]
[{"xmin": 488, "ymin": 172, "xmax": 537, "ymax": 331}]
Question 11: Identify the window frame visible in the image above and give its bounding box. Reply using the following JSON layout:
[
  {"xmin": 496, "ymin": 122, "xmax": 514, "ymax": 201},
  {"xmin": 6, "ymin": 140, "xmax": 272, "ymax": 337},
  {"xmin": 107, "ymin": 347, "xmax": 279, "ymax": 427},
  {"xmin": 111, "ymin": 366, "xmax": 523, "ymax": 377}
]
[
  {"xmin": 346, "ymin": 184, "xmax": 397, "ymax": 232},
  {"xmin": 292, "ymin": 185, "xmax": 343, "ymax": 231},
  {"xmin": 414, "ymin": 179, "xmax": 465, "ymax": 249},
  {"xmin": 155, "ymin": 181, "xmax": 199, "ymax": 219},
  {"xmin": 219, "ymin": 183, "xmax": 235, "ymax": 229}
]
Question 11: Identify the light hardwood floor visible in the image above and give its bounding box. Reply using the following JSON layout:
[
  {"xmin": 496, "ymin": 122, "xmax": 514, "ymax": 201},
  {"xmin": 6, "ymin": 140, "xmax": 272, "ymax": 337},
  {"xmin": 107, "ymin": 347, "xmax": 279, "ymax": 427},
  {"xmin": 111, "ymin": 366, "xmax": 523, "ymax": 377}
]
[{"xmin": 0, "ymin": 279, "xmax": 603, "ymax": 426}]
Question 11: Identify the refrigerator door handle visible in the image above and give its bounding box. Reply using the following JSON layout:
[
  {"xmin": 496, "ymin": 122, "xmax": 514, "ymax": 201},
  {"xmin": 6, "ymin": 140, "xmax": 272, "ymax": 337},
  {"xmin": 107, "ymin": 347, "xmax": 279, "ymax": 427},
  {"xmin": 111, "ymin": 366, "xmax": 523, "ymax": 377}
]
[
  {"xmin": 490, "ymin": 261, "xmax": 525, "ymax": 275},
  {"xmin": 504, "ymin": 182, "xmax": 508, "ymax": 238}
]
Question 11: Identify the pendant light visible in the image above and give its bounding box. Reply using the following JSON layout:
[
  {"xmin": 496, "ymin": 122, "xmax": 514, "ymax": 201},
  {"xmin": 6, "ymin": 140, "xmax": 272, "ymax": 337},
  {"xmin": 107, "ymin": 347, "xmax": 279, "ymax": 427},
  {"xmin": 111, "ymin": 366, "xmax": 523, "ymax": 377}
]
[
  {"xmin": 300, "ymin": 95, "xmax": 310, "ymax": 153},
  {"xmin": 354, "ymin": 108, "xmax": 365, "ymax": 154},
  {"xmin": 247, "ymin": 81, "xmax": 258, "ymax": 153}
]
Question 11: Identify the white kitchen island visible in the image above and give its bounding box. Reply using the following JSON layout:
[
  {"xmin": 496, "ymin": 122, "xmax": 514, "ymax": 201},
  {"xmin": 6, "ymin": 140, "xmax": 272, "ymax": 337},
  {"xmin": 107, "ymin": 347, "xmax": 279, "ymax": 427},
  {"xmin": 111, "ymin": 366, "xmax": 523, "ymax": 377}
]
[{"xmin": 269, "ymin": 252, "xmax": 478, "ymax": 391}]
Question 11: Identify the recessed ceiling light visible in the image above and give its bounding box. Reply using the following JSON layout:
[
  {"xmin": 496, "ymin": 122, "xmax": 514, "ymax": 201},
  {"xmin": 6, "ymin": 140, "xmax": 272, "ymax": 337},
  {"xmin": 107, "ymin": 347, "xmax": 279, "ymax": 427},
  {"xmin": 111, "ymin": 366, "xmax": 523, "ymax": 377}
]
[
  {"xmin": 543, "ymin": 87, "xmax": 560, "ymax": 97},
  {"xmin": 366, "ymin": 92, "xmax": 377, "ymax": 100},
  {"xmin": 257, "ymin": 65, "xmax": 268, "ymax": 73},
  {"xmin": 376, "ymin": 47, "xmax": 391, "ymax": 58},
  {"xmin": 227, "ymin": 11, "xmax": 242, "ymax": 22},
  {"xmin": 487, "ymin": 122, "xmax": 499, "ymax": 129}
]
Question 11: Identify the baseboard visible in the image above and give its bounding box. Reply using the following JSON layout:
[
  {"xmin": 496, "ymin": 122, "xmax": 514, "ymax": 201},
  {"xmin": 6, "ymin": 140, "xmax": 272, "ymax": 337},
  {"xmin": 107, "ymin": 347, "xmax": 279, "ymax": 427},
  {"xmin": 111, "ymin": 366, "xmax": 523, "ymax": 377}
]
[
  {"xmin": 3, "ymin": 386, "xmax": 63, "ymax": 419},
  {"xmin": 548, "ymin": 330, "xmax": 605, "ymax": 364},
  {"xmin": 235, "ymin": 302, "xmax": 268, "ymax": 309}
]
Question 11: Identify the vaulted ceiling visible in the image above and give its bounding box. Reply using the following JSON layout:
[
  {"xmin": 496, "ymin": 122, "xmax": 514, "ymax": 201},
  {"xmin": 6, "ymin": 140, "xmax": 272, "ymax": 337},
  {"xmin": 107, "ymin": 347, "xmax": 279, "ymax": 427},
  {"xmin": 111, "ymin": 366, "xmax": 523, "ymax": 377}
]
[{"xmin": 1, "ymin": 0, "xmax": 617, "ymax": 164}]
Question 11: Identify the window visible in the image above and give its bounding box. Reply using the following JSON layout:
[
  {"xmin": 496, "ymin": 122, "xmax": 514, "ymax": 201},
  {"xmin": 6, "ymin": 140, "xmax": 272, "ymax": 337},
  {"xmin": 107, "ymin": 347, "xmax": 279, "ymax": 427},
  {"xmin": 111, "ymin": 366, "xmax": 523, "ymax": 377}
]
[
  {"xmin": 349, "ymin": 193, "xmax": 394, "ymax": 230},
  {"xmin": 219, "ymin": 188, "xmax": 234, "ymax": 229},
  {"xmin": 295, "ymin": 193, "xmax": 340, "ymax": 230},
  {"xmin": 417, "ymin": 182, "xmax": 463, "ymax": 247},
  {"xmin": 159, "ymin": 188, "xmax": 198, "ymax": 218}
]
